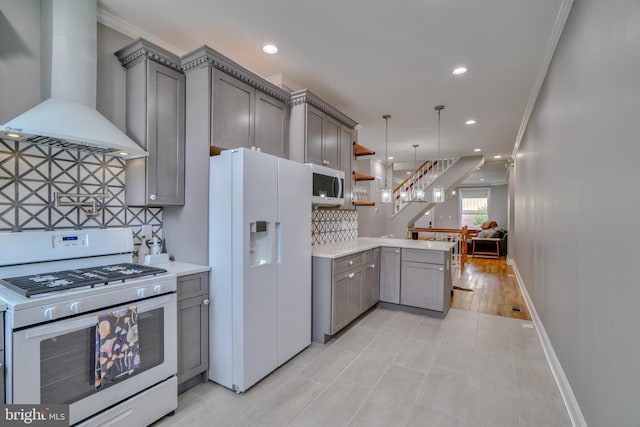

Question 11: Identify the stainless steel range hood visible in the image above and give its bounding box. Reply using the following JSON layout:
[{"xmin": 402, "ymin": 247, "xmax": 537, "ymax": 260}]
[{"xmin": 0, "ymin": 0, "xmax": 148, "ymax": 159}]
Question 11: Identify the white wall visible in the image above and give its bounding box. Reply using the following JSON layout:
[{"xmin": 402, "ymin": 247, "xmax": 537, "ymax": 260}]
[{"xmin": 513, "ymin": 0, "xmax": 640, "ymax": 425}]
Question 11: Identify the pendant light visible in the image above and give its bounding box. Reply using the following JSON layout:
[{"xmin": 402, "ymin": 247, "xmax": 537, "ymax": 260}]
[
  {"xmin": 432, "ymin": 105, "xmax": 445, "ymax": 203},
  {"xmin": 413, "ymin": 144, "xmax": 425, "ymax": 201},
  {"xmin": 380, "ymin": 114, "xmax": 392, "ymax": 204}
]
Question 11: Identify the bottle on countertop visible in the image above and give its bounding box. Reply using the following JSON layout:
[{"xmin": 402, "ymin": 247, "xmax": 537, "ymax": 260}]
[
  {"xmin": 138, "ymin": 234, "xmax": 148, "ymax": 263},
  {"xmin": 151, "ymin": 236, "xmax": 161, "ymax": 255}
]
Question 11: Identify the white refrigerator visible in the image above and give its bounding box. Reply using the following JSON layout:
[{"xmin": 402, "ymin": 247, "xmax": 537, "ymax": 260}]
[{"xmin": 208, "ymin": 148, "xmax": 312, "ymax": 392}]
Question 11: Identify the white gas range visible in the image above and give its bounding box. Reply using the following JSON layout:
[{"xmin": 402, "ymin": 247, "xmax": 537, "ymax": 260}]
[{"xmin": 0, "ymin": 228, "xmax": 178, "ymax": 426}]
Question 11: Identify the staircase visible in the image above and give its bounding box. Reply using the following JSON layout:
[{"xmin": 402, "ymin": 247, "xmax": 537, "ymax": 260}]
[{"xmin": 386, "ymin": 155, "xmax": 484, "ymax": 238}]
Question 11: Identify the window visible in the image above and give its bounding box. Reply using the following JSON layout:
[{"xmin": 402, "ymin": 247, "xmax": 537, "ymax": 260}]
[{"xmin": 459, "ymin": 188, "xmax": 490, "ymax": 229}]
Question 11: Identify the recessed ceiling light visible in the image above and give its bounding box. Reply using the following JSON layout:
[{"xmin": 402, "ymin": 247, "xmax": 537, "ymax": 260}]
[
  {"xmin": 406, "ymin": 171, "xmax": 411, "ymax": 175},
  {"xmin": 262, "ymin": 44, "xmax": 278, "ymax": 54},
  {"xmin": 473, "ymin": 148, "xmax": 482, "ymax": 152},
  {"xmin": 494, "ymin": 155, "xmax": 502, "ymax": 159},
  {"xmin": 452, "ymin": 66, "xmax": 468, "ymax": 75},
  {"xmin": 119, "ymin": 152, "xmax": 129, "ymax": 156},
  {"xmin": 480, "ymin": 178, "xmax": 485, "ymax": 181},
  {"xmin": 387, "ymin": 156, "xmax": 394, "ymax": 160},
  {"xmin": 465, "ymin": 119, "xmax": 476, "ymax": 125},
  {"xmin": 6, "ymin": 132, "xmax": 21, "ymax": 138}
]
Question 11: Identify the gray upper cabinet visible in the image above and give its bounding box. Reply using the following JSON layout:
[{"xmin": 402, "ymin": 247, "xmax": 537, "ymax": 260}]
[
  {"xmin": 207, "ymin": 57, "xmax": 290, "ymax": 157},
  {"xmin": 212, "ymin": 72, "xmax": 254, "ymax": 150},
  {"xmin": 255, "ymin": 92, "xmax": 288, "ymax": 158},
  {"xmin": 116, "ymin": 39, "xmax": 185, "ymax": 207},
  {"xmin": 289, "ymin": 90, "xmax": 359, "ymax": 205}
]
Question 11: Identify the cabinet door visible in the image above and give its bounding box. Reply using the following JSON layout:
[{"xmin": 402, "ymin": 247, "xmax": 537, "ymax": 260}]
[
  {"xmin": 323, "ymin": 116, "xmax": 340, "ymax": 169},
  {"xmin": 400, "ymin": 261, "xmax": 444, "ymax": 311},
  {"xmin": 255, "ymin": 92, "xmax": 288, "ymax": 158},
  {"xmin": 347, "ymin": 269, "xmax": 363, "ymax": 321},
  {"xmin": 305, "ymin": 106, "xmax": 324, "ymax": 165},
  {"xmin": 362, "ymin": 260, "xmax": 374, "ymax": 311},
  {"xmin": 380, "ymin": 247, "xmax": 401, "ymax": 304},
  {"xmin": 177, "ymin": 295, "xmax": 209, "ymax": 384},
  {"xmin": 331, "ymin": 274, "xmax": 350, "ymax": 333},
  {"xmin": 212, "ymin": 72, "xmax": 254, "ymax": 150},
  {"xmin": 372, "ymin": 248, "xmax": 381, "ymax": 304},
  {"xmin": 147, "ymin": 61, "xmax": 185, "ymax": 205}
]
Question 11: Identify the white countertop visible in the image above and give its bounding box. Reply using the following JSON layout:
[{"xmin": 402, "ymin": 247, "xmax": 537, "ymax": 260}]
[
  {"xmin": 312, "ymin": 237, "xmax": 457, "ymax": 259},
  {"xmin": 154, "ymin": 261, "xmax": 210, "ymax": 277}
]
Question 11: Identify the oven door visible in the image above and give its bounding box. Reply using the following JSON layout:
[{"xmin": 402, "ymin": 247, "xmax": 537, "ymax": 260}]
[{"xmin": 11, "ymin": 293, "xmax": 177, "ymax": 425}]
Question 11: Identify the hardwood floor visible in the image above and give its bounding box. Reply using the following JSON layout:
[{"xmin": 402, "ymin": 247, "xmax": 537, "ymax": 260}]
[{"xmin": 451, "ymin": 257, "xmax": 532, "ymax": 320}]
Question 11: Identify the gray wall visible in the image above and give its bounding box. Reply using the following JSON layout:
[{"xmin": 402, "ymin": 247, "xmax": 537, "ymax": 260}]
[
  {"xmin": 415, "ymin": 184, "xmax": 508, "ymax": 230},
  {"xmin": 0, "ymin": 0, "xmax": 41, "ymax": 123},
  {"xmin": 513, "ymin": 0, "xmax": 640, "ymax": 425},
  {"xmin": 356, "ymin": 158, "xmax": 389, "ymax": 237},
  {"xmin": 489, "ymin": 184, "xmax": 508, "ymax": 229}
]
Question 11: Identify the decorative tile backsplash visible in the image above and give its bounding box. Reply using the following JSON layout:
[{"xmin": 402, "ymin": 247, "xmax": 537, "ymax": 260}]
[
  {"xmin": 0, "ymin": 140, "xmax": 161, "ymax": 246},
  {"xmin": 312, "ymin": 208, "xmax": 358, "ymax": 244}
]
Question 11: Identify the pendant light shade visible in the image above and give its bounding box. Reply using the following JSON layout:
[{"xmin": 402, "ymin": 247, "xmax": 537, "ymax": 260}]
[
  {"xmin": 380, "ymin": 114, "xmax": 392, "ymax": 204},
  {"xmin": 433, "ymin": 105, "xmax": 445, "ymax": 203}
]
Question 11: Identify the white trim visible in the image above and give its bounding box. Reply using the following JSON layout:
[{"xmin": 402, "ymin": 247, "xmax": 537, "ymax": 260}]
[
  {"xmin": 511, "ymin": 261, "xmax": 587, "ymax": 427},
  {"xmin": 97, "ymin": 8, "xmax": 186, "ymax": 57},
  {"xmin": 511, "ymin": 0, "xmax": 575, "ymax": 159}
]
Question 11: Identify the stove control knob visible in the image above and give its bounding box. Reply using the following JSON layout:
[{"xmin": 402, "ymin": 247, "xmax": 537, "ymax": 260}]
[
  {"xmin": 43, "ymin": 307, "xmax": 57, "ymax": 320},
  {"xmin": 137, "ymin": 288, "xmax": 146, "ymax": 298},
  {"xmin": 69, "ymin": 302, "xmax": 82, "ymax": 314},
  {"xmin": 153, "ymin": 284, "xmax": 164, "ymax": 295}
]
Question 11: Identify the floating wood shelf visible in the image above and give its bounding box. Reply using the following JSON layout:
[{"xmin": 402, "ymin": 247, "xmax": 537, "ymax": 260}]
[
  {"xmin": 353, "ymin": 142, "xmax": 375, "ymax": 157},
  {"xmin": 353, "ymin": 201, "xmax": 375, "ymax": 206},
  {"xmin": 353, "ymin": 171, "xmax": 375, "ymax": 181}
]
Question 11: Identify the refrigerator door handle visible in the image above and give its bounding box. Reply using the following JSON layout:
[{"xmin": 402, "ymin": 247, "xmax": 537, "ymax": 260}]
[{"xmin": 276, "ymin": 221, "xmax": 282, "ymax": 264}]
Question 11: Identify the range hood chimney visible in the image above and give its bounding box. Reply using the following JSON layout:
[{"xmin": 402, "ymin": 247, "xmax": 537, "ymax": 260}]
[{"xmin": 0, "ymin": 0, "xmax": 148, "ymax": 159}]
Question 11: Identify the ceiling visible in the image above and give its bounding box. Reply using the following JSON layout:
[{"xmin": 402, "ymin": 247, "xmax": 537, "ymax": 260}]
[{"xmin": 98, "ymin": 0, "xmax": 565, "ymax": 183}]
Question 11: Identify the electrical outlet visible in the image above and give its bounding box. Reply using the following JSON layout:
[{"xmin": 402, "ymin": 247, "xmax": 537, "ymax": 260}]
[{"xmin": 141, "ymin": 224, "xmax": 152, "ymax": 238}]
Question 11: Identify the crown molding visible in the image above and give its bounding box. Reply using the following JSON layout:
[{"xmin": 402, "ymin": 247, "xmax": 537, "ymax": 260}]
[
  {"xmin": 290, "ymin": 89, "xmax": 358, "ymax": 129},
  {"xmin": 115, "ymin": 38, "xmax": 182, "ymax": 71},
  {"xmin": 511, "ymin": 0, "xmax": 575, "ymax": 159},
  {"xmin": 181, "ymin": 46, "xmax": 291, "ymax": 104},
  {"xmin": 97, "ymin": 8, "xmax": 185, "ymax": 57}
]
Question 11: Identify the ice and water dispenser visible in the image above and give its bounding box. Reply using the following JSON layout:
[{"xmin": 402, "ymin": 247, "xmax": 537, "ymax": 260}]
[{"xmin": 249, "ymin": 221, "xmax": 273, "ymax": 267}]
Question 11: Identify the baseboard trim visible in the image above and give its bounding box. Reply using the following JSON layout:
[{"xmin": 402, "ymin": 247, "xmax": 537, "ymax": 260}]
[{"xmin": 510, "ymin": 261, "xmax": 587, "ymax": 427}]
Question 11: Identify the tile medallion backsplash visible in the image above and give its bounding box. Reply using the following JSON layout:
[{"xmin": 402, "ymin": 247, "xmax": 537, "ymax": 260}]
[
  {"xmin": 0, "ymin": 140, "xmax": 161, "ymax": 247},
  {"xmin": 312, "ymin": 208, "xmax": 357, "ymax": 244}
]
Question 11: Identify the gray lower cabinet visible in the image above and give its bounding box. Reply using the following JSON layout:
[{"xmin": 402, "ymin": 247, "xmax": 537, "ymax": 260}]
[
  {"xmin": 313, "ymin": 250, "xmax": 375, "ymax": 342},
  {"xmin": 212, "ymin": 70, "xmax": 289, "ymax": 157},
  {"xmin": 116, "ymin": 39, "xmax": 186, "ymax": 207},
  {"xmin": 380, "ymin": 247, "xmax": 401, "ymax": 304},
  {"xmin": 177, "ymin": 272, "xmax": 209, "ymax": 393},
  {"xmin": 361, "ymin": 249, "xmax": 379, "ymax": 311},
  {"xmin": 400, "ymin": 249, "xmax": 452, "ymax": 314}
]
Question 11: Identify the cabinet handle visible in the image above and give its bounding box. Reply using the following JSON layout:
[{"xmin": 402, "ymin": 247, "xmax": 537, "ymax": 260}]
[
  {"xmin": 348, "ymin": 273, "xmax": 355, "ymax": 279},
  {"xmin": 203, "ymin": 299, "xmax": 210, "ymax": 306},
  {"xmin": 348, "ymin": 260, "xmax": 353, "ymax": 265},
  {"xmin": 395, "ymin": 250, "xmax": 400, "ymax": 254},
  {"xmin": 149, "ymin": 194, "xmax": 157, "ymax": 201},
  {"xmin": 439, "ymin": 267, "xmax": 444, "ymax": 272},
  {"xmin": 370, "ymin": 264, "xmax": 375, "ymax": 268}
]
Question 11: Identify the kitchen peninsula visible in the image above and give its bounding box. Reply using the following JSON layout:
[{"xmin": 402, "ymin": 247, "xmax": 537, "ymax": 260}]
[{"xmin": 311, "ymin": 237, "xmax": 456, "ymax": 343}]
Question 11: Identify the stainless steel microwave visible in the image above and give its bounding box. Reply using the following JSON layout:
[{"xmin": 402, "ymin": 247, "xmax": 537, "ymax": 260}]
[{"xmin": 305, "ymin": 163, "xmax": 345, "ymax": 206}]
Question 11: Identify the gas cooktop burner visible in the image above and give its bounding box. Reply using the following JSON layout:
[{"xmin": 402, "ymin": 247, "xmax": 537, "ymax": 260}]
[{"xmin": 0, "ymin": 263, "xmax": 168, "ymax": 298}]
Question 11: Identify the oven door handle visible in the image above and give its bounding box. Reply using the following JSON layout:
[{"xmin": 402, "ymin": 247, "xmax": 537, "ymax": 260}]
[
  {"xmin": 24, "ymin": 293, "xmax": 175, "ymax": 340},
  {"xmin": 25, "ymin": 316, "xmax": 99, "ymax": 339}
]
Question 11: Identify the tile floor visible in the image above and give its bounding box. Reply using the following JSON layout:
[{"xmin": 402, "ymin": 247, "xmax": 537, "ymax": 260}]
[{"xmin": 153, "ymin": 308, "xmax": 572, "ymax": 427}]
